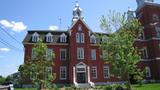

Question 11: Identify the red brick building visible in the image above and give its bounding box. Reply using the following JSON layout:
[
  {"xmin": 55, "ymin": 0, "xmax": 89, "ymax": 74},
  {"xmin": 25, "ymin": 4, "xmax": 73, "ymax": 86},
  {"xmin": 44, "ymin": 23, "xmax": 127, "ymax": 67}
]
[
  {"xmin": 134, "ymin": 0, "xmax": 160, "ymax": 82},
  {"xmin": 23, "ymin": 0, "xmax": 160, "ymax": 87}
]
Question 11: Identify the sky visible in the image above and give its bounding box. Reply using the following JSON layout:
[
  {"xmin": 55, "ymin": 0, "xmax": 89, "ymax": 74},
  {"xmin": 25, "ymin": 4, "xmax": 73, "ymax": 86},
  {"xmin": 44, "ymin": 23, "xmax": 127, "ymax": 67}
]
[{"xmin": 0, "ymin": 0, "xmax": 160, "ymax": 77}]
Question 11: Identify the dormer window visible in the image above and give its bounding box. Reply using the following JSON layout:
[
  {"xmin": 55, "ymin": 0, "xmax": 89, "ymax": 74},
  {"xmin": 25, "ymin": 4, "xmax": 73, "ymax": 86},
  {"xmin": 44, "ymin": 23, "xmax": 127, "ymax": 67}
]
[
  {"xmin": 32, "ymin": 32, "xmax": 39, "ymax": 42},
  {"xmin": 60, "ymin": 33, "xmax": 67, "ymax": 43},
  {"xmin": 90, "ymin": 35, "xmax": 96, "ymax": 43},
  {"xmin": 155, "ymin": 27, "xmax": 160, "ymax": 38},
  {"xmin": 46, "ymin": 33, "xmax": 53, "ymax": 42},
  {"xmin": 102, "ymin": 36, "xmax": 108, "ymax": 43}
]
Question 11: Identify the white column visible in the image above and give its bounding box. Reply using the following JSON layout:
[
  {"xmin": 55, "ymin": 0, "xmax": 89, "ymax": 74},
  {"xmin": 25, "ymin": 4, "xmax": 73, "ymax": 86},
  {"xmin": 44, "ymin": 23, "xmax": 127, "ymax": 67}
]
[
  {"xmin": 73, "ymin": 66, "xmax": 76, "ymax": 83},
  {"xmin": 87, "ymin": 66, "xmax": 90, "ymax": 82}
]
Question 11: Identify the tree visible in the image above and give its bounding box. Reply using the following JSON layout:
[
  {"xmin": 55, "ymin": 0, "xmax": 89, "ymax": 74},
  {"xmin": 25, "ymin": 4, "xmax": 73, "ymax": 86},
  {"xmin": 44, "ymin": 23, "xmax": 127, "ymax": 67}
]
[
  {"xmin": 0, "ymin": 75, "xmax": 6, "ymax": 85},
  {"xmin": 19, "ymin": 39, "xmax": 55, "ymax": 90},
  {"xmin": 100, "ymin": 11, "xmax": 143, "ymax": 90}
]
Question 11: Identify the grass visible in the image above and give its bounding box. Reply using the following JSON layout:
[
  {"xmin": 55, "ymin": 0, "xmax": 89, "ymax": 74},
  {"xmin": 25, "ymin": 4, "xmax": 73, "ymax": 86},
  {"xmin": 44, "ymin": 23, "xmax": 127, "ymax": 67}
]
[
  {"xmin": 15, "ymin": 83, "xmax": 160, "ymax": 90},
  {"xmin": 132, "ymin": 83, "xmax": 160, "ymax": 90}
]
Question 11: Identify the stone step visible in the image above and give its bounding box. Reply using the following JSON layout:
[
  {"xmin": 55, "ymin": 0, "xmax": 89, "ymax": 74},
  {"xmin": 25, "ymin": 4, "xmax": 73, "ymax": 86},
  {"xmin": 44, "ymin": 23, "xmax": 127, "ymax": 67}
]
[{"xmin": 76, "ymin": 83, "xmax": 91, "ymax": 88}]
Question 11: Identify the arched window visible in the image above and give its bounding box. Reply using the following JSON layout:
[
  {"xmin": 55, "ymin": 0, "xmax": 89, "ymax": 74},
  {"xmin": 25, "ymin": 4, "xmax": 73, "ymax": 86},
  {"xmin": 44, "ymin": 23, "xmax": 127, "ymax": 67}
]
[
  {"xmin": 46, "ymin": 33, "xmax": 53, "ymax": 42},
  {"xmin": 60, "ymin": 33, "xmax": 67, "ymax": 43},
  {"xmin": 32, "ymin": 32, "xmax": 39, "ymax": 42},
  {"xmin": 90, "ymin": 35, "xmax": 96, "ymax": 43}
]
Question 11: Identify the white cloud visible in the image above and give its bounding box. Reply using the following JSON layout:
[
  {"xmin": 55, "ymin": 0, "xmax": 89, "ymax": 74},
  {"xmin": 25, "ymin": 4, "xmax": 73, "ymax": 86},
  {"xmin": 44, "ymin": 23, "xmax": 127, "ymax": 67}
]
[
  {"xmin": 0, "ymin": 48, "xmax": 10, "ymax": 52},
  {"xmin": 0, "ymin": 19, "xmax": 27, "ymax": 32},
  {"xmin": 49, "ymin": 25, "xmax": 59, "ymax": 31},
  {"xmin": 0, "ymin": 20, "xmax": 13, "ymax": 28}
]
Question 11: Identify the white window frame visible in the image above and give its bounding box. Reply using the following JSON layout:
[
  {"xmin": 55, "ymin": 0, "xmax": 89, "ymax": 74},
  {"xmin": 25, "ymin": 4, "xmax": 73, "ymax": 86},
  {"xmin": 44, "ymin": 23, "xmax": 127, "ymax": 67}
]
[
  {"xmin": 31, "ymin": 48, "xmax": 36, "ymax": 60},
  {"xmin": 32, "ymin": 32, "xmax": 39, "ymax": 42},
  {"xmin": 102, "ymin": 36, "xmax": 108, "ymax": 42},
  {"xmin": 60, "ymin": 49, "xmax": 67, "ymax": 60},
  {"xmin": 78, "ymin": 24, "xmax": 82, "ymax": 31},
  {"xmin": 91, "ymin": 66, "xmax": 97, "ymax": 79},
  {"xmin": 46, "ymin": 49, "xmax": 53, "ymax": 61},
  {"xmin": 76, "ymin": 33, "xmax": 80, "ymax": 43},
  {"xmin": 46, "ymin": 33, "xmax": 53, "ymax": 42},
  {"xmin": 45, "ymin": 67, "xmax": 52, "ymax": 79},
  {"xmin": 76, "ymin": 33, "xmax": 84, "ymax": 43},
  {"xmin": 103, "ymin": 65, "xmax": 110, "ymax": 78},
  {"xmin": 60, "ymin": 66, "xmax": 67, "ymax": 80},
  {"xmin": 91, "ymin": 49, "xmax": 96, "ymax": 60},
  {"xmin": 77, "ymin": 48, "xmax": 84, "ymax": 59},
  {"xmin": 141, "ymin": 47, "xmax": 148, "ymax": 59},
  {"xmin": 102, "ymin": 50, "xmax": 108, "ymax": 60},
  {"xmin": 60, "ymin": 33, "xmax": 67, "ymax": 42},
  {"xmin": 90, "ymin": 35, "xmax": 96, "ymax": 43},
  {"xmin": 145, "ymin": 67, "xmax": 151, "ymax": 77},
  {"xmin": 80, "ymin": 33, "xmax": 84, "ymax": 43},
  {"xmin": 155, "ymin": 27, "xmax": 160, "ymax": 38}
]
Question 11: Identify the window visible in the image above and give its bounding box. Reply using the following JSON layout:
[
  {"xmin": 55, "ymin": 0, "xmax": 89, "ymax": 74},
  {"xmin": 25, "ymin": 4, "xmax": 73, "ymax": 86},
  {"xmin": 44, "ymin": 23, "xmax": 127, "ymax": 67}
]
[
  {"xmin": 102, "ymin": 36, "xmax": 108, "ymax": 43},
  {"xmin": 90, "ymin": 35, "xmax": 96, "ymax": 43},
  {"xmin": 145, "ymin": 67, "xmax": 151, "ymax": 77},
  {"xmin": 77, "ymin": 48, "xmax": 84, "ymax": 59},
  {"xmin": 32, "ymin": 32, "xmax": 39, "ymax": 42},
  {"xmin": 46, "ymin": 49, "xmax": 53, "ymax": 60},
  {"xmin": 91, "ymin": 49, "xmax": 96, "ymax": 60},
  {"xmin": 60, "ymin": 66, "xmax": 67, "ymax": 80},
  {"xmin": 139, "ymin": 31, "xmax": 145, "ymax": 40},
  {"xmin": 103, "ymin": 65, "xmax": 110, "ymax": 78},
  {"xmin": 155, "ymin": 27, "xmax": 160, "ymax": 38},
  {"xmin": 31, "ymin": 48, "xmax": 36, "ymax": 59},
  {"xmin": 60, "ymin": 33, "xmax": 67, "ymax": 42},
  {"xmin": 91, "ymin": 66, "xmax": 97, "ymax": 79},
  {"xmin": 46, "ymin": 33, "xmax": 53, "ymax": 42},
  {"xmin": 45, "ymin": 67, "xmax": 52, "ymax": 79},
  {"xmin": 60, "ymin": 49, "xmax": 67, "ymax": 60},
  {"xmin": 78, "ymin": 24, "xmax": 82, "ymax": 31},
  {"xmin": 76, "ymin": 33, "xmax": 84, "ymax": 43},
  {"xmin": 141, "ymin": 47, "xmax": 148, "ymax": 59},
  {"xmin": 102, "ymin": 50, "xmax": 108, "ymax": 60},
  {"xmin": 152, "ymin": 14, "xmax": 159, "ymax": 22}
]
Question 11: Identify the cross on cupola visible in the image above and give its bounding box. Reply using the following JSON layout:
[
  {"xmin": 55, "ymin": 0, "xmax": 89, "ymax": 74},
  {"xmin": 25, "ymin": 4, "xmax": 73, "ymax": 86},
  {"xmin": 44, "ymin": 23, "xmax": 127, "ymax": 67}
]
[{"xmin": 72, "ymin": 1, "xmax": 84, "ymax": 23}]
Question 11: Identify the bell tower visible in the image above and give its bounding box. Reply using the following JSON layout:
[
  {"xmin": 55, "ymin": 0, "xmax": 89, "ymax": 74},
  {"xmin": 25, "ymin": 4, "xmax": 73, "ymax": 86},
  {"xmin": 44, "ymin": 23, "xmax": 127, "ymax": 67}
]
[
  {"xmin": 72, "ymin": 1, "xmax": 84, "ymax": 23},
  {"xmin": 135, "ymin": 0, "xmax": 160, "ymax": 81}
]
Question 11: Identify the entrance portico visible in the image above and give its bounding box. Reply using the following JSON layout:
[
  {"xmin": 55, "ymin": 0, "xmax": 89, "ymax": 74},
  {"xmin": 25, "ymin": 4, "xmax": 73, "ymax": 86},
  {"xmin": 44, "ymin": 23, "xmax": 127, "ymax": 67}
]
[{"xmin": 73, "ymin": 62, "xmax": 88, "ymax": 83}]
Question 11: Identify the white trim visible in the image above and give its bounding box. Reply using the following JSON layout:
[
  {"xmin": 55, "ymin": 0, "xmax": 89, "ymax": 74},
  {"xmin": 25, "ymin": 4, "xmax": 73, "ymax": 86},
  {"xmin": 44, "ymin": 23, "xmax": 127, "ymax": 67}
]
[
  {"xmin": 145, "ymin": 67, "xmax": 151, "ymax": 78},
  {"xmin": 60, "ymin": 49, "xmax": 67, "ymax": 60},
  {"xmin": 32, "ymin": 32, "xmax": 39, "ymax": 42},
  {"xmin": 91, "ymin": 66, "xmax": 97, "ymax": 79},
  {"xmin": 60, "ymin": 33, "xmax": 67, "ymax": 43},
  {"xmin": 156, "ymin": 57, "xmax": 160, "ymax": 60},
  {"xmin": 77, "ymin": 48, "xmax": 84, "ymax": 59},
  {"xmin": 103, "ymin": 65, "xmax": 110, "ymax": 79},
  {"xmin": 60, "ymin": 66, "xmax": 67, "ymax": 80},
  {"xmin": 46, "ymin": 33, "xmax": 53, "ymax": 42},
  {"xmin": 69, "ymin": 18, "xmax": 92, "ymax": 32},
  {"xmin": 91, "ymin": 49, "xmax": 96, "ymax": 60}
]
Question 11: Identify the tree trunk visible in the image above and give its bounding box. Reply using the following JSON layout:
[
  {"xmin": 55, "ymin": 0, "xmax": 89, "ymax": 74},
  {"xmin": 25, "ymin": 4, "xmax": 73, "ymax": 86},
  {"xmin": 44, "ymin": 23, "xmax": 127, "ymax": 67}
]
[{"xmin": 127, "ymin": 74, "xmax": 132, "ymax": 90}]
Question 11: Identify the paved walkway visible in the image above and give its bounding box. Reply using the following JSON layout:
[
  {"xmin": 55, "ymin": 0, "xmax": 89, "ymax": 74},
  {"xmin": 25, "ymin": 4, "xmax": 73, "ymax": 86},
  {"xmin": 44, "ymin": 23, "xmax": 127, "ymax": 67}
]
[{"xmin": 0, "ymin": 85, "xmax": 9, "ymax": 90}]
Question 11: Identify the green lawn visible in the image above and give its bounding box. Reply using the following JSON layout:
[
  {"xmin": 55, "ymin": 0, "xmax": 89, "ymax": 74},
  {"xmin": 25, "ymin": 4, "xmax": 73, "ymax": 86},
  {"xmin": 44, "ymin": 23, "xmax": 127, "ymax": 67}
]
[
  {"xmin": 15, "ymin": 83, "xmax": 160, "ymax": 90},
  {"xmin": 132, "ymin": 83, "xmax": 160, "ymax": 90}
]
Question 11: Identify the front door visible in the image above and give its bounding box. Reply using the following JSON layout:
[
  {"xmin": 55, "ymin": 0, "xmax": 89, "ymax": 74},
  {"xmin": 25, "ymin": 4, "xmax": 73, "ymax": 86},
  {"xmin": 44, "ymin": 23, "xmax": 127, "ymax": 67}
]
[{"xmin": 77, "ymin": 72, "xmax": 86, "ymax": 83}]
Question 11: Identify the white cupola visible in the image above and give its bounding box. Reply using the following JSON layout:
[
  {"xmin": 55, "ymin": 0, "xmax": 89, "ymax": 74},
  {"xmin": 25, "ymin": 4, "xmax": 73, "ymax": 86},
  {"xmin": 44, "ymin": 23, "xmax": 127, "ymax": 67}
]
[{"xmin": 72, "ymin": 1, "xmax": 84, "ymax": 23}]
